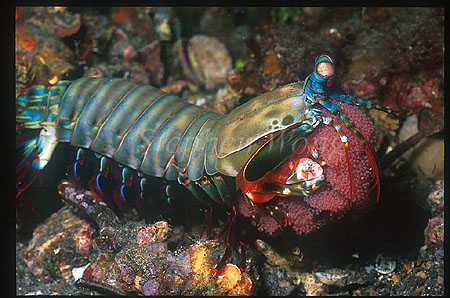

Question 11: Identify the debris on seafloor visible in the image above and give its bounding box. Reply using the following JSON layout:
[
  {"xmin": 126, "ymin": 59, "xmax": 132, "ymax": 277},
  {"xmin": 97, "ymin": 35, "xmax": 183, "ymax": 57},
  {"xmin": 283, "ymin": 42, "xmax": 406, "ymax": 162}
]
[
  {"xmin": 312, "ymin": 267, "xmax": 369, "ymax": 290},
  {"xmin": 342, "ymin": 8, "xmax": 444, "ymax": 115},
  {"xmin": 419, "ymin": 179, "xmax": 444, "ymax": 266},
  {"xmin": 81, "ymin": 8, "xmax": 163, "ymax": 86},
  {"xmin": 422, "ymin": 217, "xmax": 444, "ymax": 265},
  {"xmin": 109, "ymin": 7, "xmax": 156, "ymax": 44},
  {"xmin": 255, "ymin": 238, "xmax": 322, "ymax": 295},
  {"xmin": 426, "ymin": 180, "xmax": 444, "ymax": 216},
  {"xmin": 21, "ymin": 206, "xmax": 93, "ymax": 280},
  {"xmin": 27, "ymin": 183, "xmax": 255, "ymax": 296},
  {"xmin": 379, "ymin": 108, "xmax": 444, "ymax": 173},
  {"xmin": 409, "ymin": 138, "xmax": 444, "ymax": 180},
  {"xmin": 186, "ymin": 34, "xmax": 232, "ymax": 89},
  {"xmin": 163, "ymin": 34, "xmax": 237, "ymax": 112},
  {"xmin": 15, "ymin": 7, "xmax": 445, "ymax": 297},
  {"xmin": 228, "ymin": 23, "xmax": 343, "ymax": 95},
  {"xmin": 373, "ymin": 254, "xmax": 397, "ymax": 275},
  {"xmin": 139, "ymin": 40, "xmax": 165, "ymax": 86},
  {"xmin": 255, "ymin": 239, "xmax": 370, "ymax": 296},
  {"xmin": 15, "ymin": 7, "xmax": 76, "ymax": 93},
  {"xmin": 212, "ymin": 84, "xmax": 242, "ymax": 114}
]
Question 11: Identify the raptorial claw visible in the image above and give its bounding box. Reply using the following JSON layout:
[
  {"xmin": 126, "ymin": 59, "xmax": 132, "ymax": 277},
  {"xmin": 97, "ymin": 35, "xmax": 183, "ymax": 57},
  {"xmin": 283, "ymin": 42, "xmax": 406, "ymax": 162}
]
[
  {"xmin": 237, "ymin": 139, "xmax": 326, "ymax": 204},
  {"xmin": 264, "ymin": 205, "xmax": 291, "ymax": 228}
]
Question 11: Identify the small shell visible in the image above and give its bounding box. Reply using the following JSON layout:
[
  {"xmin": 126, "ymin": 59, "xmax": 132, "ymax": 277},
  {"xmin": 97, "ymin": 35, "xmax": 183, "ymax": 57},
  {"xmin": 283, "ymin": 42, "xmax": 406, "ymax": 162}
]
[
  {"xmin": 187, "ymin": 34, "xmax": 232, "ymax": 89},
  {"xmin": 374, "ymin": 253, "xmax": 396, "ymax": 274},
  {"xmin": 217, "ymin": 263, "xmax": 242, "ymax": 290},
  {"xmin": 72, "ymin": 263, "xmax": 90, "ymax": 280},
  {"xmin": 313, "ymin": 268, "xmax": 348, "ymax": 287}
]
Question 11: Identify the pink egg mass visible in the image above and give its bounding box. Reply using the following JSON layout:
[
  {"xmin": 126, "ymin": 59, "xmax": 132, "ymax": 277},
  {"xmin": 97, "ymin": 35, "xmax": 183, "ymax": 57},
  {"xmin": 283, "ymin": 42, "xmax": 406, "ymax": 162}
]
[{"xmin": 237, "ymin": 100, "xmax": 378, "ymax": 236}]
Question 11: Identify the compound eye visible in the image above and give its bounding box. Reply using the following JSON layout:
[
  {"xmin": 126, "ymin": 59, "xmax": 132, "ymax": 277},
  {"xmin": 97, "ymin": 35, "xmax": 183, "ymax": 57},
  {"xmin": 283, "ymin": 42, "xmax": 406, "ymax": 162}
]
[
  {"xmin": 316, "ymin": 60, "xmax": 335, "ymax": 78},
  {"xmin": 315, "ymin": 54, "xmax": 334, "ymax": 64}
]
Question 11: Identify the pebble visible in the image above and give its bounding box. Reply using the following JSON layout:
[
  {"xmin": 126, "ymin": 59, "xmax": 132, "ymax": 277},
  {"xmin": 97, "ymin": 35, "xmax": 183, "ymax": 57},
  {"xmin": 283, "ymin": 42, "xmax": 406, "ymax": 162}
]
[
  {"xmin": 298, "ymin": 272, "xmax": 325, "ymax": 296},
  {"xmin": 415, "ymin": 271, "xmax": 427, "ymax": 279},
  {"xmin": 255, "ymin": 239, "xmax": 290, "ymax": 267},
  {"xmin": 187, "ymin": 34, "xmax": 232, "ymax": 89},
  {"xmin": 421, "ymin": 261, "xmax": 433, "ymax": 270},
  {"xmin": 364, "ymin": 264, "xmax": 374, "ymax": 273},
  {"xmin": 397, "ymin": 114, "xmax": 444, "ymax": 180},
  {"xmin": 72, "ymin": 263, "xmax": 90, "ymax": 280},
  {"xmin": 389, "ymin": 273, "xmax": 402, "ymax": 285},
  {"xmin": 428, "ymin": 180, "xmax": 444, "ymax": 209},
  {"xmin": 403, "ymin": 262, "xmax": 414, "ymax": 274},
  {"xmin": 25, "ymin": 290, "xmax": 42, "ymax": 296},
  {"xmin": 398, "ymin": 114, "xmax": 419, "ymax": 143},
  {"xmin": 410, "ymin": 138, "xmax": 444, "ymax": 180},
  {"xmin": 374, "ymin": 254, "xmax": 396, "ymax": 275},
  {"xmin": 313, "ymin": 268, "xmax": 348, "ymax": 287}
]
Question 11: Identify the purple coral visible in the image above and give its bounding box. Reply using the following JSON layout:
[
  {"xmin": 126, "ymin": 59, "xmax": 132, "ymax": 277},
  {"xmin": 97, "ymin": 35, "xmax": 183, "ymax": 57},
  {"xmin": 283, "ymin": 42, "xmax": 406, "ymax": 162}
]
[
  {"xmin": 143, "ymin": 278, "xmax": 159, "ymax": 295},
  {"xmin": 424, "ymin": 216, "xmax": 444, "ymax": 263}
]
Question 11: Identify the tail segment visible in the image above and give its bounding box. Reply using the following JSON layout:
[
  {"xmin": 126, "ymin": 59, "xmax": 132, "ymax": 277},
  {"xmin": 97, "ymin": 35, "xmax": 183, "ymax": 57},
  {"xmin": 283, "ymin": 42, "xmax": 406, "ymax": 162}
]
[
  {"xmin": 16, "ymin": 80, "xmax": 70, "ymax": 128},
  {"xmin": 16, "ymin": 80, "xmax": 70, "ymax": 200}
]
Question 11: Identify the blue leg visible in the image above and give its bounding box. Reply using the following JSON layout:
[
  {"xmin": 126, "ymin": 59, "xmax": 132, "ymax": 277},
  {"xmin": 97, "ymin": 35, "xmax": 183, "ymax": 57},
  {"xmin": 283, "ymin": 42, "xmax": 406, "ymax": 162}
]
[
  {"xmin": 320, "ymin": 100, "xmax": 367, "ymax": 145},
  {"xmin": 196, "ymin": 176, "xmax": 225, "ymax": 205},
  {"xmin": 328, "ymin": 90, "xmax": 394, "ymax": 114},
  {"xmin": 319, "ymin": 101, "xmax": 381, "ymax": 205}
]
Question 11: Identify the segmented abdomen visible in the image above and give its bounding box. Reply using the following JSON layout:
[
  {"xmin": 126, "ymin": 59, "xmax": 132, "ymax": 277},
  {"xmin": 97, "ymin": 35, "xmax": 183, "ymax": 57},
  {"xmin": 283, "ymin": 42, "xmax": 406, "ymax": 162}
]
[{"xmin": 55, "ymin": 77, "xmax": 222, "ymax": 181}]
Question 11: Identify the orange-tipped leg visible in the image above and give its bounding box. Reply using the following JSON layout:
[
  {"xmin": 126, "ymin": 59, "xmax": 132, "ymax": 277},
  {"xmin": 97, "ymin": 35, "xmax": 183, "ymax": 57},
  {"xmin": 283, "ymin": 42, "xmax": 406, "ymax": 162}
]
[
  {"xmin": 365, "ymin": 143, "xmax": 380, "ymax": 203},
  {"xmin": 216, "ymin": 206, "xmax": 237, "ymax": 272},
  {"xmin": 324, "ymin": 117, "xmax": 355, "ymax": 208},
  {"xmin": 344, "ymin": 142, "xmax": 354, "ymax": 208}
]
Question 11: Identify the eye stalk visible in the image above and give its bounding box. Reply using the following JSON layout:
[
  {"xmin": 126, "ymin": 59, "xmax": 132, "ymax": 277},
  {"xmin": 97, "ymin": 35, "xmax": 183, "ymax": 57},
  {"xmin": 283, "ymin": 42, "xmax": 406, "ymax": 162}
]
[
  {"xmin": 315, "ymin": 54, "xmax": 335, "ymax": 78},
  {"xmin": 304, "ymin": 54, "xmax": 335, "ymax": 97}
]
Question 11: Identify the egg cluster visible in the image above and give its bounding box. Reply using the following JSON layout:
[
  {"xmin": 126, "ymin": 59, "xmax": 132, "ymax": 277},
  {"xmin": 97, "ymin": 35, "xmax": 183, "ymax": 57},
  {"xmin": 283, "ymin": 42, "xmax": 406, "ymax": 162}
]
[{"xmin": 237, "ymin": 101, "xmax": 377, "ymax": 235}]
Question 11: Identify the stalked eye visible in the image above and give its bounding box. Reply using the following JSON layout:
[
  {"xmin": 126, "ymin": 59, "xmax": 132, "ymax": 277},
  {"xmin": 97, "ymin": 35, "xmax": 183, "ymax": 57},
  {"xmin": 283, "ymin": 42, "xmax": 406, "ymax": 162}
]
[
  {"xmin": 315, "ymin": 54, "xmax": 334, "ymax": 64},
  {"xmin": 314, "ymin": 54, "xmax": 335, "ymax": 78},
  {"xmin": 315, "ymin": 61, "xmax": 334, "ymax": 78}
]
